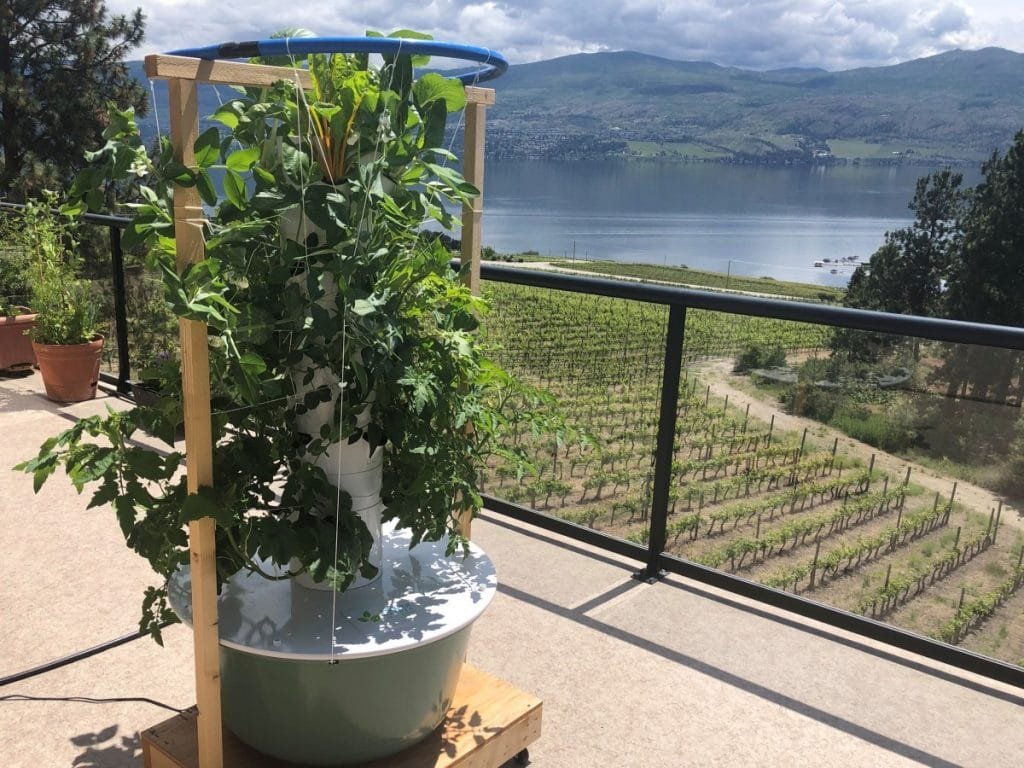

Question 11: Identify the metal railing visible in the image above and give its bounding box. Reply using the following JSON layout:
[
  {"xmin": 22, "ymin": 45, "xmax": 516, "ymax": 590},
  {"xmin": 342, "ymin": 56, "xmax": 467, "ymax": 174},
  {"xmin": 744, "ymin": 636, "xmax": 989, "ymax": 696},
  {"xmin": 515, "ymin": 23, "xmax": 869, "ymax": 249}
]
[
  {"xmin": 5, "ymin": 199, "xmax": 1023, "ymax": 687},
  {"xmin": 475, "ymin": 261, "xmax": 1024, "ymax": 690}
]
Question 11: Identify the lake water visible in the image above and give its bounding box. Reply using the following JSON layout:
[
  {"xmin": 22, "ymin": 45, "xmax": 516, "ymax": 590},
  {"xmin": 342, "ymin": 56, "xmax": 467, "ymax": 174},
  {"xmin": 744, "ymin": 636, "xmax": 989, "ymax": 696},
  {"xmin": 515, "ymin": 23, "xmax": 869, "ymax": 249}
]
[{"xmin": 478, "ymin": 162, "xmax": 973, "ymax": 286}]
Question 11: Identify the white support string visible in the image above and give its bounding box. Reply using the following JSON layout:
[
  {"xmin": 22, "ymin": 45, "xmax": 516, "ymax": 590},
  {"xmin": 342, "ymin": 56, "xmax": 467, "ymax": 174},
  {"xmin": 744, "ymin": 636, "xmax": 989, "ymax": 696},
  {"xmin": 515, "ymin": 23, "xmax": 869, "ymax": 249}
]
[
  {"xmin": 443, "ymin": 48, "xmax": 491, "ymax": 164},
  {"xmin": 328, "ymin": 304, "xmax": 347, "ymax": 664},
  {"xmin": 148, "ymin": 79, "xmax": 162, "ymax": 139},
  {"xmin": 280, "ymin": 35, "xmax": 407, "ymax": 662},
  {"xmin": 283, "ymin": 37, "xmax": 343, "ymax": 663}
]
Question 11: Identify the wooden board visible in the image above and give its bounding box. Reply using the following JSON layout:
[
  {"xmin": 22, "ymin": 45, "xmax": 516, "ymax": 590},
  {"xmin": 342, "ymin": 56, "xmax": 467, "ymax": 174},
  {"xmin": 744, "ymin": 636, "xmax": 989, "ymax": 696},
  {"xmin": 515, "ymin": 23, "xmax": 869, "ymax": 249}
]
[
  {"xmin": 142, "ymin": 664, "xmax": 542, "ymax": 768},
  {"xmin": 145, "ymin": 54, "xmax": 312, "ymax": 89}
]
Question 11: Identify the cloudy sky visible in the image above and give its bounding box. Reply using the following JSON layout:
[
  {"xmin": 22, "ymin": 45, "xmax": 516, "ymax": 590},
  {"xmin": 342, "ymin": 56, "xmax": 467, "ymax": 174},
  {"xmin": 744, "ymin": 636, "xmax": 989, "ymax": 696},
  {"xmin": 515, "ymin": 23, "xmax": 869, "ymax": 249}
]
[{"xmin": 107, "ymin": 0, "xmax": 1023, "ymax": 71}]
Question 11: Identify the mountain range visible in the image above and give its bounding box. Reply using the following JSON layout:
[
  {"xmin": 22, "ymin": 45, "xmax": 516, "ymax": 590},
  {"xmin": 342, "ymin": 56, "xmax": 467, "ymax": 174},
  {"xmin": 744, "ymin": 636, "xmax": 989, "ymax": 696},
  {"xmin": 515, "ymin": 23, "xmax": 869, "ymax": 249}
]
[{"xmin": 130, "ymin": 46, "xmax": 1024, "ymax": 164}]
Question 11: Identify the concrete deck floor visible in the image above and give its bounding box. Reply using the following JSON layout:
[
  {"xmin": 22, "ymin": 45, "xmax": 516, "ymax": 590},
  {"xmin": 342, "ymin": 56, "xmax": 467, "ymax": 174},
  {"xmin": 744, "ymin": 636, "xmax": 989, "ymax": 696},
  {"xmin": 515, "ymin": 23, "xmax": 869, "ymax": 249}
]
[{"xmin": 2, "ymin": 370, "xmax": 1022, "ymax": 768}]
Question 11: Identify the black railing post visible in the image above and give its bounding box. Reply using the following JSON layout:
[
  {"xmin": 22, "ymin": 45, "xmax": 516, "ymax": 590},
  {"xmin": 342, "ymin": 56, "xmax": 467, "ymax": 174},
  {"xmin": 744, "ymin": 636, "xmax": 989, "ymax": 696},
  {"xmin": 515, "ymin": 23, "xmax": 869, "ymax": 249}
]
[
  {"xmin": 638, "ymin": 303, "xmax": 686, "ymax": 581},
  {"xmin": 108, "ymin": 224, "xmax": 131, "ymax": 393}
]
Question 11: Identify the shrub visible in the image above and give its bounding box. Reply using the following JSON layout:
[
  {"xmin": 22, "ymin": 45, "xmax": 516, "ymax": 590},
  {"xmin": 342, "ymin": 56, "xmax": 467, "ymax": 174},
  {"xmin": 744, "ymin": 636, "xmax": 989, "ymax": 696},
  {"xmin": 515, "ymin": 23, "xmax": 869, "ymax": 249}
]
[
  {"xmin": 785, "ymin": 381, "xmax": 840, "ymax": 421},
  {"xmin": 830, "ymin": 404, "xmax": 918, "ymax": 452},
  {"xmin": 734, "ymin": 344, "xmax": 786, "ymax": 373}
]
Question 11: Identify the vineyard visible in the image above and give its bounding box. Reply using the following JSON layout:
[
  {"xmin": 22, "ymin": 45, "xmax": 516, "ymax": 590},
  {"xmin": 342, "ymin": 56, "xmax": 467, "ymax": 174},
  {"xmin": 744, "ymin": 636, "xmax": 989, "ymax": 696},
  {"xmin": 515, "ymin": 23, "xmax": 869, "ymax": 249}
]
[{"xmin": 481, "ymin": 281, "xmax": 1024, "ymax": 668}]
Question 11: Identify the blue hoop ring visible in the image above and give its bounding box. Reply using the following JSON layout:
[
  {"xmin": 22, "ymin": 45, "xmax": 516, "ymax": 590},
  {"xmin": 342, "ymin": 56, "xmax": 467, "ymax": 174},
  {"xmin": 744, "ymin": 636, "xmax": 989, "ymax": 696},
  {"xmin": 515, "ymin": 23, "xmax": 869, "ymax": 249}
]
[{"xmin": 168, "ymin": 37, "xmax": 508, "ymax": 85}]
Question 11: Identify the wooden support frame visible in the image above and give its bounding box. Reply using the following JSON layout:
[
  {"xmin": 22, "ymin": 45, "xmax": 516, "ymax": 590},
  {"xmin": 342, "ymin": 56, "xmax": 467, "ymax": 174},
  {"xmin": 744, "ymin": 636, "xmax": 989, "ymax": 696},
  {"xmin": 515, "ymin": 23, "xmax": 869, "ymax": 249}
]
[
  {"xmin": 457, "ymin": 86, "xmax": 495, "ymax": 540},
  {"xmin": 145, "ymin": 54, "xmax": 498, "ymax": 766},
  {"xmin": 165, "ymin": 73, "xmax": 223, "ymax": 768},
  {"xmin": 142, "ymin": 665, "xmax": 541, "ymax": 768},
  {"xmin": 145, "ymin": 54, "xmax": 312, "ymax": 88},
  {"xmin": 459, "ymin": 86, "xmax": 495, "ymax": 297}
]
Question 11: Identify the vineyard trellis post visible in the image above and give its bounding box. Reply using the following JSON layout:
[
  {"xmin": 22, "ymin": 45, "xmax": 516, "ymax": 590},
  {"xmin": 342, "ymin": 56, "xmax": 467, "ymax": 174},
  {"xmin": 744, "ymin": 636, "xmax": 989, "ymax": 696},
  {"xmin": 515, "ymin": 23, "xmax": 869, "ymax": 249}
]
[{"xmin": 637, "ymin": 303, "xmax": 686, "ymax": 581}]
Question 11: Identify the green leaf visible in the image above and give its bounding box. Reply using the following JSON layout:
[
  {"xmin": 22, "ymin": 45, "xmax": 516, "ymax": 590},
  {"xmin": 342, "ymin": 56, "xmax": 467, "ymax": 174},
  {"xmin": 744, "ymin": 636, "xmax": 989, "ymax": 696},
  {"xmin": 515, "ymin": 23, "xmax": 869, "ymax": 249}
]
[
  {"xmin": 224, "ymin": 168, "xmax": 247, "ymax": 209},
  {"xmin": 239, "ymin": 352, "xmax": 267, "ymax": 376},
  {"xmin": 226, "ymin": 147, "xmax": 260, "ymax": 172},
  {"xmin": 86, "ymin": 480, "xmax": 120, "ymax": 510},
  {"xmin": 194, "ymin": 127, "xmax": 221, "ymax": 167},
  {"xmin": 61, "ymin": 199, "xmax": 86, "ymax": 217},
  {"xmin": 211, "ymin": 104, "xmax": 241, "ymax": 130},
  {"xmin": 352, "ymin": 299, "xmax": 375, "ymax": 316},
  {"xmin": 413, "ymin": 73, "xmax": 467, "ymax": 112},
  {"xmin": 419, "ymin": 100, "xmax": 448, "ymax": 150},
  {"xmin": 180, "ymin": 488, "xmax": 233, "ymax": 527},
  {"xmin": 387, "ymin": 29, "xmax": 434, "ymax": 67},
  {"xmin": 195, "ymin": 169, "xmax": 217, "ymax": 206},
  {"xmin": 280, "ymin": 143, "xmax": 311, "ymax": 180},
  {"xmin": 162, "ymin": 160, "xmax": 196, "ymax": 186},
  {"xmin": 125, "ymin": 449, "xmax": 167, "ymax": 481}
]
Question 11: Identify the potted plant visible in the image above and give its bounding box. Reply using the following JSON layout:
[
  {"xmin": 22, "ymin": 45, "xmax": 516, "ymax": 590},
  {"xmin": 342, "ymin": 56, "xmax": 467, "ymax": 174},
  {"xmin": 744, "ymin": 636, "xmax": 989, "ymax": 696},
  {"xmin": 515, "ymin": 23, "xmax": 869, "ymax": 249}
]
[
  {"xmin": 19, "ymin": 33, "xmax": 558, "ymax": 764},
  {"xmin": 16, "ymin": 195, "xmax": 105, "ymax": 401},
  {"xmin": 0, "ymin": 216, "xmax": 37, "ymax": 371}
]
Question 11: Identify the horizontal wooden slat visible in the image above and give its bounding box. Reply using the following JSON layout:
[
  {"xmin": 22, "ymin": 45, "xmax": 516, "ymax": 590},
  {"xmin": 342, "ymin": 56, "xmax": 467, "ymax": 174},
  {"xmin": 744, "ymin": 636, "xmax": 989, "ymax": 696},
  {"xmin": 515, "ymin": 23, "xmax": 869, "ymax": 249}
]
[
  {"xmin": 465, "ymin": 86, "xmax": 496, "ymax": 106},
  {"xmin": 145, "ymin": 56, "xmax": 495, "ymax": 105},
  {"xmin": 144, "ymin": 54, "xmax": 312, "ymax": 89}
]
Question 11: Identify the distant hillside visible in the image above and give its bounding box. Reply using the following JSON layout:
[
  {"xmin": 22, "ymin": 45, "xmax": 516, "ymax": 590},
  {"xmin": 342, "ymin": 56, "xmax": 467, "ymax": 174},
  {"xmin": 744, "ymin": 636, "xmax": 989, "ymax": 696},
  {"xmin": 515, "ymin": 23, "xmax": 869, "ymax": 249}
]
[
  {"xmin": 130, "ymin": 47, "xmax": 1024, "ymax": 164},
  {"xmin": 484, "ymin": 47, "xmax": 1024, "ymax": 163}
]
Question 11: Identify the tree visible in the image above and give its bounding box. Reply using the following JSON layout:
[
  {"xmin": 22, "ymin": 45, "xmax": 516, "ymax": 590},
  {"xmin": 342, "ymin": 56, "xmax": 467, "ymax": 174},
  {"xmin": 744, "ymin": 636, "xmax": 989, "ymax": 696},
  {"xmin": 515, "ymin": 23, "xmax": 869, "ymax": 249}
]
[
  {"xmin": 844, "ymin": 168, "xmax": 965, "ymax": 317},
  {"xmin": 0, "ymin": 1, "xmax": 146, "ymax": 199},
  {"xmin": 836, "ymin": 168, "xmax": 965, "ymax": 361},
  {"xmin": 940, "ymin": 132, "xmax": 1024, "ymax": 404},
  {"xmin": 946, "ymin": 132, "xmax": 1024, "ymax": 327}
]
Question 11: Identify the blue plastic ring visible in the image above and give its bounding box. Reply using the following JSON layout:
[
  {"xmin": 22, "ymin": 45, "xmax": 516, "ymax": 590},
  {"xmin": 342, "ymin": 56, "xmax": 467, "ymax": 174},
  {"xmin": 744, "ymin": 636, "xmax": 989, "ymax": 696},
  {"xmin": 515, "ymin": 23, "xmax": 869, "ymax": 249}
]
[{"xmin": 167, "ymin": 36, "xmax": 508, "ymax": 85}]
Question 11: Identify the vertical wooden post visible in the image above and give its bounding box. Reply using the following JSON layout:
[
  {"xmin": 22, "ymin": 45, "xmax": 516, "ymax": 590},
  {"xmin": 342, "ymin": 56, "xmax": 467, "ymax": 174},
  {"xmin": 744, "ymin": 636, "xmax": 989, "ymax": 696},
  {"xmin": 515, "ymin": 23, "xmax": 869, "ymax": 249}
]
[
  {"xmin": 167, "ymin": 73, "xmax": 223, "ymax": 768},
  {"xmin": 460, "ymin": 86, "xmax": 495, "ymax": 297},
  {"xmin": 459, "ymin": 86, "xmax": 495, "ymax": 539}
]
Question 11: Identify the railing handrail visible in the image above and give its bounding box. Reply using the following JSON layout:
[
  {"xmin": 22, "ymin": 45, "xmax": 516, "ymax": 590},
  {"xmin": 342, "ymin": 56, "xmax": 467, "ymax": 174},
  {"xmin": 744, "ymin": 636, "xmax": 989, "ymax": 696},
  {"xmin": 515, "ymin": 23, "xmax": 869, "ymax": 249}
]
[{"xmin": 472, "ymin": 261, "xmax": 1024, "ymax": 351}]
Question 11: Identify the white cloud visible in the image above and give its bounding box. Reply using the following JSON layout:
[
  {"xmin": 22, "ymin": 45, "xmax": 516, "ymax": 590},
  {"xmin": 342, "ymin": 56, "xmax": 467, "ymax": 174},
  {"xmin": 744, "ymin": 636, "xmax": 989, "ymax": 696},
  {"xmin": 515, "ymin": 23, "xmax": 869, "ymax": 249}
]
[{"xmin": 105, "ymin": 0, "xmax": 1020, "ymax": 70}]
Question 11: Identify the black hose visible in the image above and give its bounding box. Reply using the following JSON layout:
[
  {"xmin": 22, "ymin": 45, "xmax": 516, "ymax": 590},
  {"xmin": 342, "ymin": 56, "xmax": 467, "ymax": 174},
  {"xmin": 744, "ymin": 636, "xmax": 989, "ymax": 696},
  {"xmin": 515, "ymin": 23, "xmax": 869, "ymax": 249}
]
[{"xmin": 0, "ymin": 623, "xmax": 171, "ymax": 688}]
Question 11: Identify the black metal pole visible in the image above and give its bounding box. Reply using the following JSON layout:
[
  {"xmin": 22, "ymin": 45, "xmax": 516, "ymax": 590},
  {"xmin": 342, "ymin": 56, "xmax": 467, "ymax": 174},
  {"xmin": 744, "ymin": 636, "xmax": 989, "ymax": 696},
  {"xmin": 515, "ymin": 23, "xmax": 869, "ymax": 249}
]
[
  {"xmin": 108, "ymin": 225, "xmax": 131, "ymax": 393},
  {"xmin": 639, "ymin": 304, "xmax": 686, "ymax": 581}
]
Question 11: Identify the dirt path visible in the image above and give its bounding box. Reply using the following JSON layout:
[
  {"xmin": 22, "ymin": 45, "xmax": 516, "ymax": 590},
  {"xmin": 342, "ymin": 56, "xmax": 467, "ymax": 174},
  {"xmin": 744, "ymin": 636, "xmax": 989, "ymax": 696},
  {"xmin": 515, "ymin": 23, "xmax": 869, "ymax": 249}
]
[{"xmin": 693, "ymin": 358, "xmax": 1024, "ymax": 533}]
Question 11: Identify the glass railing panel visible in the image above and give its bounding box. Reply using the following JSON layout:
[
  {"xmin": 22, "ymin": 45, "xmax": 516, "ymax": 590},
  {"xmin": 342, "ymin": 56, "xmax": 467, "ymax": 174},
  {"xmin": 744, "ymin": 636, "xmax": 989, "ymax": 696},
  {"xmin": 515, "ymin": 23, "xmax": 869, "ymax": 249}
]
[
  {"xmin": 119, "ymin": 264, "xmax": 178, "ymax": 385},
  {"xmin": 481, "ymin": 280, "xmax": 665, "ymax": 538},
  {"xmin": 482, "ymin": 276, "xmax": 1024, "ymax": 670},
  {"xmin": 671, "ymin": 321, "xmax": 1023, "ymax": 668}
]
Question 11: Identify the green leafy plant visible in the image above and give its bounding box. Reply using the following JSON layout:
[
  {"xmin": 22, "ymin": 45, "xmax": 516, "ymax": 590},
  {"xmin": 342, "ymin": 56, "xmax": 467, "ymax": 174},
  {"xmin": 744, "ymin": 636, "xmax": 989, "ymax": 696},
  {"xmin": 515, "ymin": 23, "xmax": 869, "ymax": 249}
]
[
  {"xmin": 0, "ymin": 215, "xmax": 34, "ymax": 316},
  {"xmin": 19, "ymin": 34, "xmax": 572, "ymax": 640},
  {"xmin": 15, "ymin": 194, "xmax": 100, "ymax": 344}
]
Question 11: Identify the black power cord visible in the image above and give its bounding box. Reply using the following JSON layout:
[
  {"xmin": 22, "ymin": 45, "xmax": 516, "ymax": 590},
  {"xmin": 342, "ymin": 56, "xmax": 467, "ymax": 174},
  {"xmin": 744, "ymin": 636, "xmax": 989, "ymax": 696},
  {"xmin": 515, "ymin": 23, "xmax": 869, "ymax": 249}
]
[
  {"xmin": 0, "ymin": 623, "xmax": 172, "ymax": 688},
  {"xmin": 0, "ymin": 694, "xmax": 183, "ymax": 714}
]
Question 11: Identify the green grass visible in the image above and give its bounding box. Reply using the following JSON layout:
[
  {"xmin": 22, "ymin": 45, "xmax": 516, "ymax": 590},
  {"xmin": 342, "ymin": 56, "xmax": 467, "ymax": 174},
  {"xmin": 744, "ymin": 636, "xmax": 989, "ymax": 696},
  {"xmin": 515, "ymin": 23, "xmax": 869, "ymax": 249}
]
[
  {"xmin": 826, "ymin": 139, "xmax": 935, "ymax": 160},
  {"xmin": 627, "ymin": 140, "xmax": 731, "ymax": 160},
  {"xmin": 545, "ymin": 259, "xmax": 844, "ymax": 302}
]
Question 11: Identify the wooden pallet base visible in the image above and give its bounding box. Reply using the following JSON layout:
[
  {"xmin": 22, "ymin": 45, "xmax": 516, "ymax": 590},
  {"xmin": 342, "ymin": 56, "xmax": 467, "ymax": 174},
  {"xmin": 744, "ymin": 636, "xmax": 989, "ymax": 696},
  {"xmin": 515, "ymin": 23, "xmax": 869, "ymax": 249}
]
[{"xmin": 142, "ymin": 664, "xmax": 541, "ymax": 768}]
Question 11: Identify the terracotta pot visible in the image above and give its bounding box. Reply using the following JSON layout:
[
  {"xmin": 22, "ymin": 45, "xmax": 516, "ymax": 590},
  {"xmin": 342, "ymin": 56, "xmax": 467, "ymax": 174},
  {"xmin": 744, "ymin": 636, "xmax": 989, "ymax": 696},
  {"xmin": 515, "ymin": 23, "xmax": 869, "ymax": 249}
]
[
  {"xmin": 0, "ymin": 308, "xmax": 38, "ymax": 371},
  {"xmin": 32, "ymin": 336, "xmax": 105, "ymax": 403}
]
